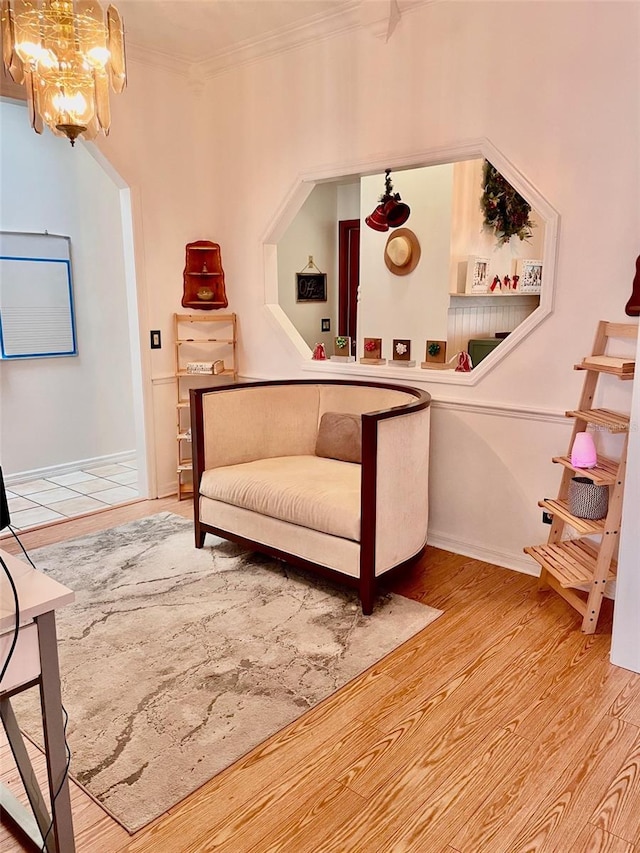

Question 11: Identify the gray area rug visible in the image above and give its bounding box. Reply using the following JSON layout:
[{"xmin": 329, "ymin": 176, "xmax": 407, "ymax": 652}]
[{"xmin": 14, "ymin": 512, "xmax": 441, "ymax": 832}]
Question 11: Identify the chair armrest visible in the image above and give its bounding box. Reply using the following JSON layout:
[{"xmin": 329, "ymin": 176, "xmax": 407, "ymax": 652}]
[{"xmin": 372, "ymin": 406, "xmax": 431, "ymax": 574}]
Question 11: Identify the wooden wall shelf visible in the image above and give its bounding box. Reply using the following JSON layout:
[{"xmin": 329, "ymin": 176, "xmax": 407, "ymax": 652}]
[
  {"xmin": 181, "ymin": 240, "xmax": 228, "ymax": 310},
  {"xmin": 174, "ymin": 313, "xmax": 237, "ymax": 499}
]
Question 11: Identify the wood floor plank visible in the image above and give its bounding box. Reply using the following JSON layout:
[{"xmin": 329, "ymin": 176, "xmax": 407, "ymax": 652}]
[
  {"xmin": 452, "ymin": 708, "xmax": 629, "ymax": 852},
  {"xmin": 122, "ymin": 720, "xmax": 382, "ymax": 853},
  {"xmin": 0, "ymin": 498, "xmax": 190, "ymax": 556},
  {"xmin": 339, "ymin": 614, "xmax": 602, "ymax": 800},
  {"xmin": 508, "ymin": 716, "xmax": 639, "ymax": 853},
  {"xmin": 1, "ymin": 727, "xmax": 129, "ymax": 853},
  {"xmin": 507, "ymin": 649, "xmax": 633, "ymax": 743},
  {"xmin": 380, "ymin": 725, "xmax": 532, "ymax": 852},
  {"xmin": 213, "ymin": 780, "xmax": 366, "ymax": 853},
  {"xmin": 1, "ymin": 497, "xmax": 638, "ymax": 853},
  {"xmin": 588, "ymin": 731, "xmax": 640, "ymax": 845},
  {"xmin": 392, "ymin": 550, "xmax": 527, "ymax": 611},
  {"xmin": 609, "ymin": 675, "xmax": 640, "ymax": 727},
  {"xmin": 380, "ymin": 565, "xmax": 540, "ymax": 688},
  {"xmin": 366, "ymin": 590, "xmax": 580, "ymax": 735},
  {"xmin": 568, "ymin": 825, "xmax": 634, "ymax": 853}
]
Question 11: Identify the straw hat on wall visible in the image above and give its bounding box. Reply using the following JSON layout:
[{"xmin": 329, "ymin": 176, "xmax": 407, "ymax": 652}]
[{"xmin": 384, "ymin": 228, "xmax": 421, "ymax": 276}]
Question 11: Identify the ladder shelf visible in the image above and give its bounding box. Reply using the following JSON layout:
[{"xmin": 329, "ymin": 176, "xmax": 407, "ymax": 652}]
[{"xmin": 524, "ymin": 320, "xmax": 637, "ymax": 634}]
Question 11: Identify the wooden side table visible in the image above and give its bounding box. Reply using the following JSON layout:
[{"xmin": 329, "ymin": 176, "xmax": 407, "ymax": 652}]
[{"xmin": 0, "ymin": 547, "xmax": 75, "ymax": 852}]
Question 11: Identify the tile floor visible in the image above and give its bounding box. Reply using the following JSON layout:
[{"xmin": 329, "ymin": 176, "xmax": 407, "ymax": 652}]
[{"xmin": 4, "ymin": 462, "xmax": 139, "ymax": 530}]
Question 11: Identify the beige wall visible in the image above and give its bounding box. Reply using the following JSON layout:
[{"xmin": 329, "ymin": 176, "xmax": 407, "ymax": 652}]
[
  {"xmin": 0, "ymin": 100, "xmax": 136, "ymax": 477},
  {"xmin": 91, "ymin": 60, "xmax": 211, "ymax": 496},
  {"xmin": 359, "ymin": 164, "xmax": 454, "ymax": 357},
  {"xmin": 190, "ymin": 0, "xmax": 639, "ymax": 603},
  {"xmin": 93, "ymin": 1, "xmax": 638, "ymax": 559},
  {"xmin": 27, "ymin": 2, "xmax": 635, "ymax": 663},
  {"xmin": 277, "ymin": 182, "xmax": 338, "ymax": 350}
]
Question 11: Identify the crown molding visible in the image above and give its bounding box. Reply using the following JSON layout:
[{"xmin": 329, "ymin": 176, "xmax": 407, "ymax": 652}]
[
  {"xmin": 125, "ymin": 41, "xmax": 191, "ymax": 78},
  {"xmin": 195, "ymin": 1, "xmax": 362, "ymax": 80},
  {"xmin": 126, "ymin": 1, "xmax": 435, "ymax": 82}
]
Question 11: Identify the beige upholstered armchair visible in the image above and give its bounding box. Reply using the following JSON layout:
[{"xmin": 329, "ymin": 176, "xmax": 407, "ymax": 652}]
[{"xmin": 190, "ymin": 380, "xmax": 431, "ymax": 613}]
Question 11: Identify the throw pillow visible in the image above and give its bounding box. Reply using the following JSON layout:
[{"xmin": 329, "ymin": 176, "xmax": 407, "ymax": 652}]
[{"xmin": 315, "ymin": 412, "xmax": 362, "ymax": 464}]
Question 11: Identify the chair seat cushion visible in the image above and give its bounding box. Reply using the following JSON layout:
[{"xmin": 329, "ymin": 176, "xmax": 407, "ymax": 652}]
[{"xmin": 199, "ymin": 455, "xmax": 361, "ymax": 542}]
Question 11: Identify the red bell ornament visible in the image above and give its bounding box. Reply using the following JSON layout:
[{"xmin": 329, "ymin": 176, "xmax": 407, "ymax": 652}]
[
  {"xmin": 364, "ymin": 203, "xmax": 389, "ymax": 232},
  {"xmin": 384, "ymin": 199, "xmax": 411, "ymax": 228}
]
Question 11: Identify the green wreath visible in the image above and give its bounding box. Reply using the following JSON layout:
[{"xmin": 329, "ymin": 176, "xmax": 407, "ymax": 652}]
[{"xmin": 481, "ymin": 160, "xmax": 533, "ymax": 246}]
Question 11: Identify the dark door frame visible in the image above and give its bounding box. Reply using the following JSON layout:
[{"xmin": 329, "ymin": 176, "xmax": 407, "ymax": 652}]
[{"xmin": 338, "ymin": 219, "xmax": 360, "ymax": 356}]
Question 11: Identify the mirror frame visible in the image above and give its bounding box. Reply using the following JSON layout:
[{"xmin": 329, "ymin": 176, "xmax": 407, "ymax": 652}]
[{"xmin": 263, "ymin": 137, "xmax": 560, "ymax": 385}]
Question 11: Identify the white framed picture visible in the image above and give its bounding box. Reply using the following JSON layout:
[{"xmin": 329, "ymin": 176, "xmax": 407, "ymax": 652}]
[
  {"xmin": 515, "ymin": 259, "xmax": 543, "ymax": 293},
  {"xmin": 465, "ymin": 256, "xmax": 490, "ymax": 293}
]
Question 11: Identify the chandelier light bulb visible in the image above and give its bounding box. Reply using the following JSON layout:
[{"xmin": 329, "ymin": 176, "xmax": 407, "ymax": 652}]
[
  {"xmin": 1, "ymin": 0, "xmax": 127, "ymax": 146},
  {"xmin": 87, "ymin": 45, "xmax": 110, "ymax": 66},
  {"xmin": 53, "ymin": 90, "xmax": 87, "ymax": 116}
]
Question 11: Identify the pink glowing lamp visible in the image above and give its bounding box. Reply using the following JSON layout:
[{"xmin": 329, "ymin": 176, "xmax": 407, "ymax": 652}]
[{"xmin": 570, "ymin": 432, "xmax": 597, "ymax": 469}]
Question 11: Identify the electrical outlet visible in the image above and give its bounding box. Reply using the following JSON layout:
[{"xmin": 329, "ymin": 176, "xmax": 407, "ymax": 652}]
[
  {"xmin": 542, "ymin": 506, "xmax": 553, "ymax": 524},
  {"xmin": 321, "ymin": 318, "xmax": 330, "ymax": 332}
]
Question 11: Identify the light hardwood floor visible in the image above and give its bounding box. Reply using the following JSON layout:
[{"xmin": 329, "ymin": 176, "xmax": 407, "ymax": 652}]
[{"xmin": 1, "ymin": 498, "xmax": 639, "ymax": 852}]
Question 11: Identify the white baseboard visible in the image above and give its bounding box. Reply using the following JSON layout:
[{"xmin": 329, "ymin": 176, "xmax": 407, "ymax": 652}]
[
  {"xmin": 426, "ymin": 529, "xmax": 540, "ymax": 577},
  {"xmin": 4, "ymin": 450, "xmax": 137, "ymax": 486},
  {"xmin": 158, "ymin": 479, "xmax": 179, "ymax": 499},
  {"xmin": 427, "ymin": 530, "xmax": 616, "ymax": 599}
]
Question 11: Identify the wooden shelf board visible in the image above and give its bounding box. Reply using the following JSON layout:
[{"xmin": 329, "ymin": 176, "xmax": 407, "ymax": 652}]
[
  {"xmin": 575, "ymin": 356, "xmax": 635, "ymax": 378},
  {"xmin": 552, "ymin": 455, "xmax": 619, "ymax": 486},
  {"xmin": 176, "ymin": 369, "xmax": 235, "ymax": 377},
  {"xmin": 524, "ymin": 539, "xmax": 616, "ymax": 588},
  {"xmin": 181, "ymin": 302, "xmax": 228, "ymax": 309},
  {"xmin": 177, "ymin": 401, "xmax": 190, "ymax": 409},
  {"xmin": 175, "ymin": 313, "xmax": 236, "ymax": 322},
  {"xmin": 176, "ymin": 339, "xmax": 234, "ymax": 344},
  {"xmin": 177, "ymin": 462, "xmax": 193, "ymax": 472},
  {"xmin": 177, "ymin": 433, "xmax": 192, "ymax": 441},
  {"xmin": 537, "ymin": 499, "xmax": 605, "ymax": 535},
  {"xmin": 565, "ymin": 408, "xmax": 630, "ymax": 431}
]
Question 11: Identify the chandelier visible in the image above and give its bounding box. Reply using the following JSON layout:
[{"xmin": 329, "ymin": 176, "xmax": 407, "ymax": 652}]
[{"xmin": 1, "ymin": 0, "xmax": 126, "ymax": 145}]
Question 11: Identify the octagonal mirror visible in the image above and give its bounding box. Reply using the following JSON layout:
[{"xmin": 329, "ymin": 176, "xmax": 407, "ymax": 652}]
[{"xmin": 266, "ymin": 140, "xmax": 558, "ymax": 383}]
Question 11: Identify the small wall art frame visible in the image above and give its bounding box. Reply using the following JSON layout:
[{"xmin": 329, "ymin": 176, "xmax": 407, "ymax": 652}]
[
  {"xmin": 360, "ymin": 337, "xmax": 385, "ymax": 365},
  {"xmin": 515, "ymin": 258, "xmax": 543, "ymax": 293},
  {"xmin": 392, "ymin": 338, "xmax": 415, "ymax": 367},
  {"xmin": 465, "ymin": 256, "xmax": 490, "ymax": 294},
  {"xmin": 296, "ymin": 272, "xmax": 327, "ymax": 302},
  {"xmin": 0, "ymin": 231, "xmax": 77, "ymax": 359}
]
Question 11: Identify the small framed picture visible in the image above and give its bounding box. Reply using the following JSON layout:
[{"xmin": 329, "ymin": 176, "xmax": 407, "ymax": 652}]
[
  {"xmin": 360, "ymin": 337, "xmax": 386, "ymax": 365},
  {"xmin": 393, "ymin": 339, "xmax": 411, "ymax": 361},
  {"xmin": 392, "ymin": 338, "xmax": 415, "ymax": 367},
  {"xmin": 465, "ymin": 256, "xmax": 490, "ymax": 294},
  {"xmin": 425, "ymin": 340, "xmax": 447, "ymax": 364},
  {"xmin": 515, "ymin": 259, "xmax": 543, "ymax": 293},
  {"xmin": 333, "ymin": 335, "xmax": 351, "ymax": 356},
  {"xmin": 296, "ymin": 273, "xmax": 327, "ymax": 302},
  {"xmin": 363, "ymin": 337, "xmax": 382, "ymax": 360}
]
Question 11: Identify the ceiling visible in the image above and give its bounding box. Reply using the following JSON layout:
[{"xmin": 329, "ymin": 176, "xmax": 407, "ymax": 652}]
[
  {"xmin": 118, "ymin": 0, "xmax": 427, "ymax": 75},
  {"xmin": 0, "ymin": 1, "xmax": 428, "ymax": 102}
]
